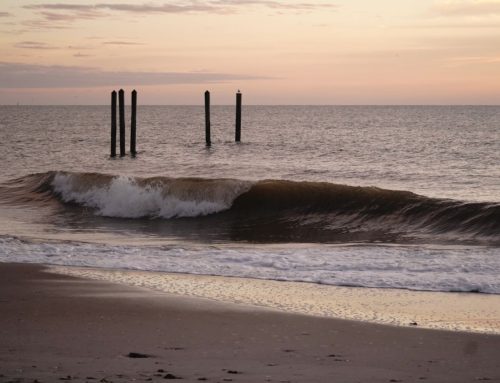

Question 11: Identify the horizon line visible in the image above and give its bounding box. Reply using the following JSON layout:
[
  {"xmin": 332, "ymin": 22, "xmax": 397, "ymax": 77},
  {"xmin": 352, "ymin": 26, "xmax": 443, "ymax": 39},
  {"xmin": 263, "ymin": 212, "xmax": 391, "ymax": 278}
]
[{"xmin": 2, "ymin": 103, "xmax": 500, "ymax": 107}]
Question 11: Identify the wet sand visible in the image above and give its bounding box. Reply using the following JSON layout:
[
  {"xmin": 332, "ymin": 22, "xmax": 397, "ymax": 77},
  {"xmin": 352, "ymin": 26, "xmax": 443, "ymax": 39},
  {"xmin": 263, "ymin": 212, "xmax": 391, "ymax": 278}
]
[
  {"xmin": 51, "ymin": 265, "xmax": 500, "ymax": 334},
  {"xmin": 1, "ymin": 262, "xmax": 500, "ymax": 383}
]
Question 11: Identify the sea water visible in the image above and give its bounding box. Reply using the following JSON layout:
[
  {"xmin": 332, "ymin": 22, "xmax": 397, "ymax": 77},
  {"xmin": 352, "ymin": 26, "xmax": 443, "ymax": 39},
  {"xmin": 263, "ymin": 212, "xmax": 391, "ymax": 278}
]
[{"xmin": 0, "ymin": 105, "xmax": 499, "ymax": 294}]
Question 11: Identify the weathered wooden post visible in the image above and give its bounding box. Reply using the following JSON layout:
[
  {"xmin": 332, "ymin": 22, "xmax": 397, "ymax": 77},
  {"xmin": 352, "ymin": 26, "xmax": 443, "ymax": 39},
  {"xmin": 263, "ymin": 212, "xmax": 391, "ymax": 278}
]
[
  {"xmin": 130, "ymin": 89, "xmax": 137, "ymax": 156},
  {"xmin": 235, "ymin": 90, "xmax": 242, "ymax": 142},
  {"xmin": 110, "ymin": 90, "xmax": 117, "ymax": 157},
  {"xmin": 118, "ymin": 89, "xmax": 125, "ymax": 156},
  {"xmin": 205, "ymin": 90, "xmax": 211, "ymax": 146}
]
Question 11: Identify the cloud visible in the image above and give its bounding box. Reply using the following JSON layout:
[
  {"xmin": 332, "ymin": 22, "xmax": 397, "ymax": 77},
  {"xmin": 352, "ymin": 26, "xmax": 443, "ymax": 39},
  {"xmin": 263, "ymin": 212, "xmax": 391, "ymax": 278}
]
[
  {"xmin": 212, "ymin": 0, "xmax": 335, "ymax": 10},
  {"xmin": 38, "ymin": 10, "xmax": 103, "ymax": 21},
  {"xmin": 0, "ymin": 12, "xmax": 12, "ymax": 17},
  {"xmin": 23, "ymin": 1, "xmax": 335, "ymax": 21},
  {"xmin": 0, "ymin": 62, "xmax": 268, "ymax": 88},
  {"xmin": 102, "ymin": 41, "xmax": 145, "ymax": 45},
  {"xmin": 92, "ymin": 3, "xmax": 217, "ymax": 13},
  {"xmin": 446, "ymin": 55, "xmax": 500, "ymax": 64},
  {"xmin": 402, "ymin": 1, "xmax": 500, "ymax": 30},
  {"xmin": 21, "ymin": 1, "xmax": 336, "ymax": 29},
  {"xmin": 13, "ymin": 41, "xmax": 92, "ymax": 50},
  {"xmin": 433, "ymin": 0, "xmax": 500, "ymax": 16},
  {"xmin": 14, "ymin": 41, "xmax": 59, "ymax": 50},
  {"xmin": 22, "ymin": 7, "xmax": 107, "ymax": 29},
  {"xmin": 405, "ymin": 20, "xmax": 500, "ymax": 29},
  {"xmin": 24, "ymin": 3, "xmax": 213, "ymax": 14}
]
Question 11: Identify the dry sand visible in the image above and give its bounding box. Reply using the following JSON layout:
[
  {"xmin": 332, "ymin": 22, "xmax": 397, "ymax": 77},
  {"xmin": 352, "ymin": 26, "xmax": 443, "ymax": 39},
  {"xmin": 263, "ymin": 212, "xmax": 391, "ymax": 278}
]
[{"xmin": 1, "ymin": 262, "xmax": 500, "ymax": 383}]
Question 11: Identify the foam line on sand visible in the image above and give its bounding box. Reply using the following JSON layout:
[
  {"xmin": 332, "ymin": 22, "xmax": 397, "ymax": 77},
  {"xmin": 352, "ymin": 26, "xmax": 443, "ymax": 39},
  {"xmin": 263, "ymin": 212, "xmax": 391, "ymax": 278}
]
[{"xmin": 49, "ymin": 265, "xmax": 500, "ymax": 334}]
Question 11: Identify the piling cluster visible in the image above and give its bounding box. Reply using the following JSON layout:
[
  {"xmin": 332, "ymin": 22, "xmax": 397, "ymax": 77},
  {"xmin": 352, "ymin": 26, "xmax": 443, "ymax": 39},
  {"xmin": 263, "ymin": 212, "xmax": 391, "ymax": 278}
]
[
  {"xmin": 110, "ymin": 89, "xmax": 137, "ymax": 157},
  {"xmin": 204, "ymin": 90, "xmax": 243, "ymax": 146},
  {"xmin": 109, "ymin": 90, "xmax": 243, "ymax": 156}
]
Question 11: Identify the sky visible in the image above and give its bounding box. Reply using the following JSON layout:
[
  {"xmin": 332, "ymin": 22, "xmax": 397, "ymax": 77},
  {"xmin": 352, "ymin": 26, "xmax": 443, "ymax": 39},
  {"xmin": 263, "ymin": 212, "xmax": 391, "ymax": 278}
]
[{"xmin": 1, "ymin": 0, "xmax": 500, "ymax": 104}]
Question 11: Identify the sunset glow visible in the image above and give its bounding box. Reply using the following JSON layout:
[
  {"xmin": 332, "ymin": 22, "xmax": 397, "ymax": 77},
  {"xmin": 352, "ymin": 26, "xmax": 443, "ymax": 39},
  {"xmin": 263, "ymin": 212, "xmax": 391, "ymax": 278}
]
[{"xmin": 1, "ymin": 0, "xmax": 500, "ymax": 104}]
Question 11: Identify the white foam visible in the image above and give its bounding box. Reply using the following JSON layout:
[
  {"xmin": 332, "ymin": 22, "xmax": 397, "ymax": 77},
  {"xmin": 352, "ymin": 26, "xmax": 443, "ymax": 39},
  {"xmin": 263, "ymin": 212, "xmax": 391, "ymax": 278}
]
[
  {"xmin": 1, "ymin": 235, "xmax": 499, "ymax": 294},
  {"xmin": 51, "ymin": 173, "xmax": 251, "ymax": 218}
]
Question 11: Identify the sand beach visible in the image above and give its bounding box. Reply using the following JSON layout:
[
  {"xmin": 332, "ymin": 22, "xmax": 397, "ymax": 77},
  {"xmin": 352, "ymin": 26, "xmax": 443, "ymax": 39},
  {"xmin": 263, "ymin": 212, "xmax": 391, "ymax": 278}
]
[{"xmin": 2, "ymin": 262, "xmax": 500, "ymax": 383}]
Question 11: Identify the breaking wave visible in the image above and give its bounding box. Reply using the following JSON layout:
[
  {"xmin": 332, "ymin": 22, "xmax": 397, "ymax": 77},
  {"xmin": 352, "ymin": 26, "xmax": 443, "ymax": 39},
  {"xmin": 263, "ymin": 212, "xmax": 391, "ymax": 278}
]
[{"xmin": 0, "ymin": 171, "xmax": 499, "ymax": 245}]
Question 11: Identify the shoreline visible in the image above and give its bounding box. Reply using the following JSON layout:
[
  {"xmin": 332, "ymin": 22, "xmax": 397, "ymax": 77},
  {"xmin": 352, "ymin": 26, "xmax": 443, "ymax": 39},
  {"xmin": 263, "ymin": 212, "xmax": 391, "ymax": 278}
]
[
  {"xmin": 49, "ymin": 264, "xmax": 500, "ymax": 335},
  {"xmin": 2, "ymin": 262, "xmax": 500, "ymax": 382}
]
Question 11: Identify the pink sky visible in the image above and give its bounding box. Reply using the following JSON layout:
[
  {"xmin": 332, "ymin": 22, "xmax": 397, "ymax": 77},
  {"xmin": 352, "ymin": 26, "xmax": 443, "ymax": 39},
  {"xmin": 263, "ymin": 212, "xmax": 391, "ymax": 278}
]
[{"xmin": 1, "ymin": 0, "xmax": 500, "ymax": 104}]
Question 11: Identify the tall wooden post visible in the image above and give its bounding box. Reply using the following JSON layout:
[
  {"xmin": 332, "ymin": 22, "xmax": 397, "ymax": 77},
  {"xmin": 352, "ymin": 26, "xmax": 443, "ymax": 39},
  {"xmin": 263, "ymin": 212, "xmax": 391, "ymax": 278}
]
[
  {"xmin": 118, "ymin": 89, "xmax": 125, "ymax": 156},
  {"xmin": 235, "ymin": 91, "xmax": 242, "ymax": 142},
  {"xmin": 110, "ymin": 90, "xmax": 117, "ymax": 157},
  {"xmin": 205, "ymin": 90, "xmax": 211, "ymax": 146},
  {"xmin": 130, "ymin": 89, "xmax": 137, "ymax": 156}
]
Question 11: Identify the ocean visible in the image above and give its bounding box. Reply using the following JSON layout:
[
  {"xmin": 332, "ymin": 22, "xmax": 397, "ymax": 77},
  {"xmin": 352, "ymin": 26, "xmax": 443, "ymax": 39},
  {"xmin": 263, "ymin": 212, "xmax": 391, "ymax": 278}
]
[{"xmin": 1, "ymin": 105, "xmax": 499, "ymax": 294}]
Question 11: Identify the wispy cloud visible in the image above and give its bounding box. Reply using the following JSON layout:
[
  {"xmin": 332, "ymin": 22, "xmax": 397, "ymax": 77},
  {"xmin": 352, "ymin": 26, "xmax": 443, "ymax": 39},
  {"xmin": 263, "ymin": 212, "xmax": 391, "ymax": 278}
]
[
  {"xmin": 445, "ymin": 55, "xmax": 500, "ymax": 65},
  {"xmin": 402, "ymin": 1, "xmax": 500, "ymax": 30},
  {"xmin": 0, "ymin": 62, "xmax": 268, "ymax": 88},
  {"xmin": 22, "ymin": 7, "xmax": 107, "ymax": 29},
  {"xmin": 23, "ymin": 0, "xmax": 337, "ymax": 29},
  {"xmin": 23, "ymin": 18, "xmax": 72, "ymax": 30},
  {"xmin": 102, "ymin": 41, "xmax": 145, "ymax": 45},
  {"xmin": 0, "ymin": 11, "xmax": 12, "ymax": 17},
  {"xmin": 405, "ymin": 20, "xmax": 500, "ymax": 29},
  {"xmin": 433, "ymin": 0, "xmax": 500, "ymax": 16},
  {"xmin": 38, "ymin": 10, "xmax": 103, "ymax": 21},
  {"xmin": 25, "ymin": 1, "xmax": 335, "ymax": 13},
  {"xmin": 212, "ymin": 0, "xmax": 335, "ymax": 10},
  {"xmin": 14, "ymin": 41, "xmax": 59, "ymax": 50},
  {"xmin": 22, "ymin": 1, "xmax": 336, "ymax": 28},
  {"xmin": 13, "ymin": 41, "xmax": 94, "ymax": 50},
  {"xmin": 24, "ymin": 3, "xmax": 214, "ymax": 14}
]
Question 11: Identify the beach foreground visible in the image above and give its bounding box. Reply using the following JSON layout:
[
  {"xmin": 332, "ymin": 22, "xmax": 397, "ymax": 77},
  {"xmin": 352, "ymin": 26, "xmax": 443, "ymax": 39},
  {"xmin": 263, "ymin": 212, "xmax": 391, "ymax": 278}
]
[{"xmin": 1, "ymin": 263, "xmax": 500, "ymax": 383}]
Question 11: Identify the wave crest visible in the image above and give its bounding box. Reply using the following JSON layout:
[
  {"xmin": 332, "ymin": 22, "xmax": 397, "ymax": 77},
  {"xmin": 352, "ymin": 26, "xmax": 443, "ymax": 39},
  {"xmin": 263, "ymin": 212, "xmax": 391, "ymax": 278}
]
[{"xmin": 51, "ymin": 172, "xmax": 253, "ymax": 218}]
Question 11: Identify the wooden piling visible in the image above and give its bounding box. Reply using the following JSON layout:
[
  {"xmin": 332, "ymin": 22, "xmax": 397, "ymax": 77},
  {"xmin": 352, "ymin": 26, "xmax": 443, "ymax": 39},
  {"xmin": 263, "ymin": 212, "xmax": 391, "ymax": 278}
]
[
  {"xmin": 110, "ymin": 90, "xmax": 117, "ymax": 157},
  {"xmin": 119, "ymin": 89, "xmax": 125, "ymax": 156},
  {"xmin": 205, "ymin": 90, "xmax": 211, "ymax": 146},
  {"xmin": 235, "ymin": 91, "xmax": 242, "ymax": 142},
  {"xmin": 130, "ymin": 89, "xmax": 137, "ymax": 156}
]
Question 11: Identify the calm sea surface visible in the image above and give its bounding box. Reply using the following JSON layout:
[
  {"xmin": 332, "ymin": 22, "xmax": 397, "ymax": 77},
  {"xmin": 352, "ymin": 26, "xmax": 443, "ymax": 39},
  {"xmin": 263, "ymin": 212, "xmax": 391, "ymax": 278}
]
[{"xmin": 0, "ymin": 105, "xmax": 499, "ymax": 293}]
